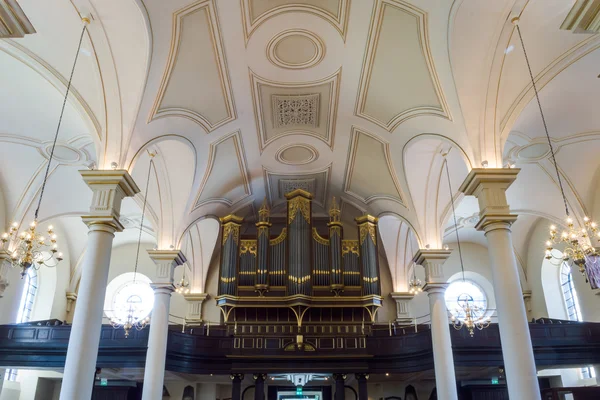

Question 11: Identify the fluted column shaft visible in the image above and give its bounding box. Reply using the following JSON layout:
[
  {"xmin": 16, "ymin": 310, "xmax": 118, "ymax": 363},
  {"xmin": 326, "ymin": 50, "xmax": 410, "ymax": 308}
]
[{"xmin": 60, "ymin": 170, "xmax": 139, "ymax": 400}]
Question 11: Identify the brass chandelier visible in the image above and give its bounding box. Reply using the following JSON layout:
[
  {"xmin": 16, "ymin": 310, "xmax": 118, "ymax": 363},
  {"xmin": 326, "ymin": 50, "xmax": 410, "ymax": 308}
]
[
  {"xmin": 110, "ymin": 153, "xmax": 155, "ymax": 337},
  {"xmin": 512, "ymin": 18, "xmax": 600, "ymax": 278},
  {"xmin": 175, "ymin": 240, "xmax": 191, "ymax": 294},
  {"xmin": 444, "ymin": 156, "xmax": 490, "ymax": 337},
  {"xmin": 407, "ymin": 232, "xmax": 422, "ymax": 295},
  {"xmin": 0, "ymin": 19, "xmax": 91, "ymax": 277}
]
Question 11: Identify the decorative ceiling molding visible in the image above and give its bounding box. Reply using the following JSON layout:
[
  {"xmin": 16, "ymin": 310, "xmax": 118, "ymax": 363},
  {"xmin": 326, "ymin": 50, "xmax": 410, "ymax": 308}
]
[
  {"xmin": 148, "ymin": 0, "xmax": 236, "ymax": 133},
  {"xmin": 0, "ymin": 0, "xmax": 35, "ymax": 38},
  {"xmin": 240, "ymin": 0, "xmax": 350, "ymax": 43},
  {"xmin": 250, "ymin": 69, "xmax": 341, "ymax": 151},
  {"xmin": 193, "ymin": 130, "xmax": 251, "ymax": 209},
  {"xmin": 266, "ymin": 29, "xmax": 326, "ymax": 70},
  {"xmin": 343, "ymin": 126, "xmax": 405, "ymax": 206},
  {"xmin": 275, "ymin": 143, "xmax": 319, "ymax": 165},
  {"xmin": 263, "ymin": 164, "xmax": 331, "ymax": 210},
  {"xmin": 561, "ymin": 0, "xmax": 600, "ymax": 33},
  {"xmin": 355, "ymin": 0, "xmax": 450, "ymax": 132}
]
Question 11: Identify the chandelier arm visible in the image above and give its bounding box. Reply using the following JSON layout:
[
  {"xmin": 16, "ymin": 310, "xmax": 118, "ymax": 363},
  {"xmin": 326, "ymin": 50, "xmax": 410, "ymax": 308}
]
[
  {"xmin": 34, "ymin": 22, "xmax": 89, "ymax": 221},
  {"xmin": 133, "ymin": 155, "xmax": 154, "ymax": 282},
  {"xmin": 443, "ymin": 158, "xmax": 466, "ymax": 282},
  {"xmin": 515, "ymin": 24, "xmax": 569, "ymax": 218}
]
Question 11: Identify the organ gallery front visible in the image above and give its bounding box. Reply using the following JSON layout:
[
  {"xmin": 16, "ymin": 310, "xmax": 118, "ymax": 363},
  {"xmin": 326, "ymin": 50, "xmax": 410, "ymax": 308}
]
[{"xmin": 216, "ymin": 189, "xmax": 383, "ymax": 348}]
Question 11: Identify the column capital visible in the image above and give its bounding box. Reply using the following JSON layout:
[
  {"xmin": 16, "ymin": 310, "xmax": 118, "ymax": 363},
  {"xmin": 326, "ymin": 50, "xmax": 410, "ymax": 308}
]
[
  {"xmin": 423, "ymin": 282, "xmax": 449, "ymax": 295},
  {"xmin": 80, "ymin": 169, "xmax": 140, "ymax": 232},
  {"xmin": 230, "ymin": 373, "xmax": 244, "ymax": 381},
  {"xmin": 390, "ymin": 292, "xmax": 414, "ymax": 322},
  {"xmin": 355, "ymin": 373, "xmax": 369, "ymax": 381},
  {"xmin": 332, "ymin": 373, "xmax": 346, "ymax": 381},
  {"xmin": 148, "ymin": 250, "xmax": 186, "ymax": 287},
  {"xmin": 253, "ymin": 373, "xmax": 267, "ymax": 382},
  {"xmin": 459, "ymin": 168, "xmax": 519, "ymax": 231},
  {"xmin": 66, "ymin": 292, "xmax": 78, "ymax": 312},
  {"xmin": 413, "ymin": 249, "xmax": 451, "ymax": 284},
  {"xmin": 183, "ymin": 292, "xmax": 209, "ymax": 325}
]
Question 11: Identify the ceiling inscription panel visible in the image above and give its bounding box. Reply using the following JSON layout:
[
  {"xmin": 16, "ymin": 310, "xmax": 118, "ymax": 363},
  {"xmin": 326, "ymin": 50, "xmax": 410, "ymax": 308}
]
[
  {"xmin": 266, "ymin": 29, "xmax": 326, "ymax": 69},
  {"xmin": 194, "ymin": 130, "xmax": 251, "ymax": 209},
  {"xmin": 343, "ymin": 127, "xmax": 404, "ymax": 205},
  {"xmin": 241, "ymin": 0, "xmax": 350, "ymax": 42},
  {"xmin": 250, "ymin": 70, "xmax": 340, "ymax": 150},
  {"xmin": 149, "ymin": 0, "xmax": 236, "ymax": 133},
  {"xmin": 356, "ymin": 0, "xmax": 449, "ymax": 132}
]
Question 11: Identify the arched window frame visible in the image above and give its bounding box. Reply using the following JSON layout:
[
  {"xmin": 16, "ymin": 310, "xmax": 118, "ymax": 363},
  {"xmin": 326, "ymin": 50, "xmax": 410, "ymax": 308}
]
[{"xmin": 444, "ymin": 279, "xmax": 489, "ymax": 322}]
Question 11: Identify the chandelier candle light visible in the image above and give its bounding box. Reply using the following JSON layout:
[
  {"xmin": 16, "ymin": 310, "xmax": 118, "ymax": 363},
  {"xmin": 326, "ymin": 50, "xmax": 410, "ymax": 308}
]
[
  {"xmin": 0, "ymin": 19, "xmax": 91, "ymax": 277},
  {"xmin": 444, "ymin": 155, "xmax": 490, "ymax": 337},
  {"xmin": 407, "ymin": 232, "xmax": 423, "ymax": 295},
  {"xmin": 175, "ymin": 239, "xmax": 191, "ymax": 294},
  {"xmin": 512, "ymin": 17, "xmax": 600, "ymax": 279},
  {"xmin": 110, "ymin": 152, "xmax": 156, "ymax": 337}
]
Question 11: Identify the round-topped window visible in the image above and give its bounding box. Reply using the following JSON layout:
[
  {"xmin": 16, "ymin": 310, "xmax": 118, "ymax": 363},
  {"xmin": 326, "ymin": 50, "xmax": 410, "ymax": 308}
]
[
  {"xmin": 104, "ymin": 272, "xmax": 154, "ymax": 324},
  {"xmin": 444, "ymin": 280, "xmax": 488, "ymax": 321}
]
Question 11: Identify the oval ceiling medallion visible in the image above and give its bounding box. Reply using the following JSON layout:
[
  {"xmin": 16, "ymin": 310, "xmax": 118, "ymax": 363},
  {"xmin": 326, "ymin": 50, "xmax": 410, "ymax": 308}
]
[
  {"xmin": 41, "ymin": 143, "xmax": 82, "ymax": 163},
  {"xmin": 276, "ymin": 144, "xmax": 318, "ymax": 165},
  {"xmin": 516, "ymin": 143, "xmax": 551, "ymax": 161},
  {"xmin": 267, "ymin": 30, "xmax": 325, "ymax": 70}
]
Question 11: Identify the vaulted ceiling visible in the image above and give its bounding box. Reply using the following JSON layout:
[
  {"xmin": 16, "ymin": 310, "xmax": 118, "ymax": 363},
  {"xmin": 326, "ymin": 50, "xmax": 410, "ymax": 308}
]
[{"xmin": 2, "ymin": 0, "xmax": 600, "ymax": 290}]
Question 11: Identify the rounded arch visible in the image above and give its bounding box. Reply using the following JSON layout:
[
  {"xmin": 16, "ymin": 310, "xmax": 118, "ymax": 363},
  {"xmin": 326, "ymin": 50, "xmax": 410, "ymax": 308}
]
[{"xmin": 178, "ymin": 216, "xmax": 220, "ymax": 293}]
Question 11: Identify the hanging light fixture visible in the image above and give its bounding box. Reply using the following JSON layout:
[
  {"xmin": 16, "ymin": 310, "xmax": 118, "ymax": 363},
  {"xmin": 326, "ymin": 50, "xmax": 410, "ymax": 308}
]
[
  {"xmin": 0, "ymin": 18, "xmax": 91, "ymax": 277},
  {"xmin": 407, "ymin": 232, "xmax": 423, "ymax": 295},
  {"xmin": 443, "ymin": 156, "xmax": 491, "ymax": 337},
  {"xmin": 512, "ymin": 17, "xmax": 600, "ymax": 278},
  {"xmin": 110, "ymin": 152, "xmax": 155, "ymax": 337}
]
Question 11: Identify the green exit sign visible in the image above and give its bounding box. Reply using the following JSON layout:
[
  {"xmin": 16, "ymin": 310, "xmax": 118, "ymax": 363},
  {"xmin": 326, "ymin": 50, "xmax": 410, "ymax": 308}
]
[
  {"xmin": 296, "ymin": 386, "xmax": 303, "ymax": 395},
  {"xmin": 100, "ymin": 378, "xmax": 108, "ymax": 386},
  {"xmin": 491, "ymin": 377, "xmax": 499, "ymax": 385}
]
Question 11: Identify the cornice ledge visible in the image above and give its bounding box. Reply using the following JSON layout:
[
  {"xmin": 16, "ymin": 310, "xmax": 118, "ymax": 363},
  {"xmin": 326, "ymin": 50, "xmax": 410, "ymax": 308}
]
[
  {"xmin": 474, "ymin": 214, "xmax": 518, "ymax": 231},
  {"xmin": 147, "ymin": 250, "xmax": 187, "ymax": 266},
  {"xmin": 390, "ymin": 292, "xmax": 414, "ymax": 300},
  {"xmin": 79, "ymin": 169, "xmax": 140, "ymax": 197},
  {"xmin": 183, "ymin": 293, "xmax": 210, "ymax": 302},
  {"xmin": 459, "ymin": 168, "xmax": 520, "ymax": 196},
  {"xmin": 423, "ymin": 282, "xmax": 449, "ymax": 293},
  {"xmin": 413, "ymin": 249, "xmax": 452, "ymax": 265}
]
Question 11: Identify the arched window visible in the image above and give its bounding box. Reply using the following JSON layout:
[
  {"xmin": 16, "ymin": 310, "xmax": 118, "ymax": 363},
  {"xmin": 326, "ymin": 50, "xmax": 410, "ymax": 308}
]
[
  {"xmin": 445, "ymin": 280, "xmax": 488, "ymax": 322},
  {"xmin": 104, "ymin": 273, "xmax": 154, "ymax": 325},
  {"xmin": 4, "ymin": 268, "xmax": 38, "ymax": 381},
  {"xmin": 560, "ymin": 262, "xmax": 582, "ymax": 322},
  {"xmin": 559, "ymin": 262, "xmax": 596, "ymax": 379}
]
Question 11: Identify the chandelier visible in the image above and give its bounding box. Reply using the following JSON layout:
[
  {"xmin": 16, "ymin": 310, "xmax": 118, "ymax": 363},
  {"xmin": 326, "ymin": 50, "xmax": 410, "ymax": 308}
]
[
  {"xmin": 444, "ymin": 155, "xmax": 490, "ymax": 337},
  {"xmin": 110, "ymin": 152, "xmax": 155, "ymax": 337},
  {"xmin": 450, "ymin": 293, "xmax": 491, "ymax": 337},
  {"xmin": 0, "ymin": 19, "xmax": 90, "ymax": 277},
  {"xmin": 512, "ymin": 17, "xmax": 599, "ymax": 281},
  {"xmin": 407, "ymin": 231, "xmax": 422, "ymax": 294},
  {"xmin": 175, "ymin": 268, "xmax": 190, "ymax": 294}
]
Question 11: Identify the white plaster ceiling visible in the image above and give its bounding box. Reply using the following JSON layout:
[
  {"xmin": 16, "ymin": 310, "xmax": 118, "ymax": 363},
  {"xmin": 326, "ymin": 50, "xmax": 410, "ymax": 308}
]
[{"xmin": 2, "ymin": 0, "xmax": 600, "ymax": 292}]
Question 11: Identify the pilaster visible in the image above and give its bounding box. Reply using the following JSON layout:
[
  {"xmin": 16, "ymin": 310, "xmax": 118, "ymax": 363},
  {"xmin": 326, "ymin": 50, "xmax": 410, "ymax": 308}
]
[
  {"xmin": 522, "ymin": 290, "xmax": 532, "ymax": 321},
  {"xmin": 0, "ymin": 251, "xmax": 10, "ymax": 298},
  {"xmin": 65, "ymin": 292, "xmax": 77, "ymax": 313},
  {"xmin": 147, "ymin": 250, "xmax": 187, "ymax": 289},
  {"xmin": 413, "ymin": 249, "xmax": 452, "ymax": 284},
  {"xmin": 183, "ymin": 293, "xmax": 209, "ymax": 325},
  {"xmin": 79, "ymin": 170, "xmax": 140, "ymax": 232},
  {"xmin": 390, "ymin": 292, "xmax": 413, "ymax": 322}
]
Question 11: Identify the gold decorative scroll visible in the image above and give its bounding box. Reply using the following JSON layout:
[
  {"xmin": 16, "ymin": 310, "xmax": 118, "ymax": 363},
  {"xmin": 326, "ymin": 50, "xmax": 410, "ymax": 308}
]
[
  {"xmin": 312, "ymin": 228, "xmax": 329, "ymax": 246},
  {"xmin": 240, "ymin": 240, "xmax": 257, "ymax": 256},
  {"xmin": 288, "ymin": 196, "xmax": 310, "ymax": 224},
  {"xmin": 222, "ymin": 223, "xmax": 240, "ymax": 245},
  {"xmin": 220, "ymin": 276, "xmax": 236, "ymax": 283},
  {"xmin": 329, "ymin": 225, "xmax": 341, "ymax": 237},
  {"xmin": 269, "ymin": 228, "xmax": 287, "ymax": 245},
  {"xmin": 362, "ymin": 276, "xmax": 379, "ymax": 283},
  {"xmin": 288, "ymin": 275, "xmax": 311, "ymax": 284},
  {"xmin": 341, "ymin": 240, "xmax": 359, "ymax": 256},
  {"xmin": 257, "ymin": 225, "xmax": 269, "ymax": 237},
  {"xmin": 359, "ymin": 223, "xmax": 376, "ymax": 245}
]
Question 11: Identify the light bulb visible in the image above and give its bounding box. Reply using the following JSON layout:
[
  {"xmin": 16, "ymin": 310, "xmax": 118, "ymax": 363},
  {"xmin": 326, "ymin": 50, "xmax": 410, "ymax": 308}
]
[
  {"xmin": 562, "ymin": 232, "xmax": 568, "ymax": 238},
  {"xmin": 48, "ymin": 225, "xmax": 53, "ymax": 230},
  {"xmin": 571, "ymin": 233, "xmax": 577, "ymax": 239},
  {"xmin": 592, "ymin": 222, "xmax": 597, "ymax": 228},
  {"xmin": 39, "ymin": 236, "xmax": 45, "ymax": 242},
  {"xmin": 550, "ymin": 225, "xmax": 556, "ymax": 231},
  {"xmin": 12, "ymin": 222, "xmax": 18, "ymax": 227},
  {"xmin": 567, "ymin": 217, "xmax": 573, "ymax": 224},
  {"xmin": 30, "ymin": 221, "xmax": 36, "ymax": 227},
  {"xmin": 51, "ymin": 234, "xmax": 57, "ymax": 240},
  {"xmin": 2, "ymin": 233, "xmax": 8, "ymax": 239},
  {"xmin": 545, "ymin": 241, "xmax": 552, "ymax": 246}
]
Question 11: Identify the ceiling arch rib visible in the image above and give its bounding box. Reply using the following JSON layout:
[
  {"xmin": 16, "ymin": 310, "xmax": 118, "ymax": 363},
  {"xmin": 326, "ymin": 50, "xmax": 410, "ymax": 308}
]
[
  {"xmin": 179, "ymin": 217, "xmax": 220, "ymax": 293},
  {"xmin": 379, "ymin": 214, "xmax": 419, "ymax": 292}
]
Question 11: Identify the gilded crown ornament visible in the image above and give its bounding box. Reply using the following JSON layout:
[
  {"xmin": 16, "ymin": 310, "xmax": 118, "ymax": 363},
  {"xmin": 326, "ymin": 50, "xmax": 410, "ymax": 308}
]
[
  {"xmin": 0, "ymin": 18, "xmax": 92, "ymax": 278},
  {"xmin": 258, "ymin": 198, "xmax": 270, "ymax": 223},
  {"xmin": 329, "ymin": 197, "xmax": 341, "ymax": 223},
  {"xmin": 513, "ymin": 17, "xmax": 600, "ymax": 281}
]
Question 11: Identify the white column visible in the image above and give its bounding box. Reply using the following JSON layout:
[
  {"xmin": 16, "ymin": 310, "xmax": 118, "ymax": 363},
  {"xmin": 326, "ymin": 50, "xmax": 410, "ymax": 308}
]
[
  {"xmin": 415, "ymin": 249, "xmax": 457, "ymax": 400},
  {"xmin": 60, "ymin": 170, "xmax": 138, "ymax": 400},
  {"xmin": 142, "ymin": 250, "xmax": 186, "ymax": 400},
  {"xmin": 460, "ymin": 168, "xmax": 540, "ymax": 400}
]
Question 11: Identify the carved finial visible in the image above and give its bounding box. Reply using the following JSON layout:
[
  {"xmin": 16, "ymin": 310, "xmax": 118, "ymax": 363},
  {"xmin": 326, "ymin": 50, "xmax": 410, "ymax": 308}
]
[
  {"xmin": 259, "ymin": 198, "xmax": 270, "ymax": 222},
  {"xmin": 329, "ymin": 197, "xmax": 341, "ymax": 222}
]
